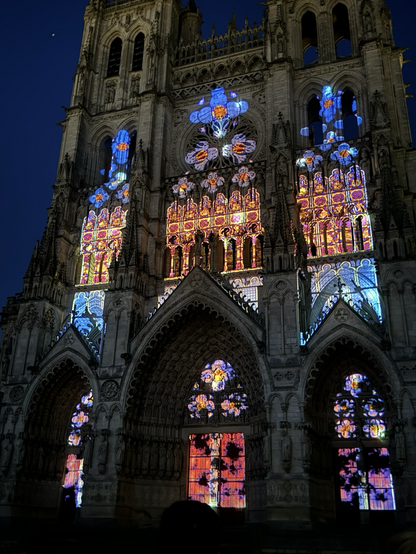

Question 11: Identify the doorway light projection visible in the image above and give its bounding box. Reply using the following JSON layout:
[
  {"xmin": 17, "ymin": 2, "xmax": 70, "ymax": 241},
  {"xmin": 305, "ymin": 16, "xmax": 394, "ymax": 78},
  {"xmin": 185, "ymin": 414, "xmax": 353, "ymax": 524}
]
[
  {"xmin": 188, "ymin": 433, "xmax": 246, "ymax": 509},
  {"xmin": 186, "ymin": 87, "xmax": 257, "ymax": 170},
  {"xmin": 296, "ymin": 162, "xmax": 372, "ymax": 258},
  {"xmin": 334, "ymin": 374, "xmax": 396, "ymax": 511},
  {"xmin": 188, "ymin": 360, "xmax": 248, "ymax": 420},
  {"xmin": 65, "ymin": 390, "xmax": 93, "ymax": 508},
  {"xmin": 80, "ymin": 206, "xmax": 127, "ymax": 285},
  {"xmin": 300, "ymin": 85, "xmax": 362, "ymax": 148},
  {"xmin": 308, "ymin": 258, "xmax": 382, "ymax": 325},
  {"xmin": 166, "ymin": 189, "xmax": 264, "ymax": 277}
]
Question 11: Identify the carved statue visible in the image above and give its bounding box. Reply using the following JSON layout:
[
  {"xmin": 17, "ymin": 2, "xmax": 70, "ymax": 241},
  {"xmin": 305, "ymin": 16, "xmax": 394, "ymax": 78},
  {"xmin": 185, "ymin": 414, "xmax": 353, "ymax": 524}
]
[
  {"xmin": 281, "ymin": 431, "xmax": 292, "ymax": 473},
  {"xmin": 194, "ymin": 230, "xmax": 204, "ymax": 267},
  {"xmin": 142, "ymin": 440, "xmax": 150, "ymax": 474},
  {"xmin": 208, "ymin": 232, "xmax": 218, "ymax": 273},
  {"xmin": 1, "ymin": 436, "xmax": 14, "ymax": 476},
  {"xmin": 158, "ymin": 442, "xmax": 167, "ymax": 477},
  {"xmin": 394, "ymin": 425, "xmax": 406, "ymax": 466},
  {"xmin": 301, "ymin": 430, "xmax": 311, "ymax": 472},
  {"xmin": 173, "ymin": 442, "xmax": 183, "ymax": 476},
  {"xmin": 15, "ymin": 433, "xmax": 26, "ymax": 470},
  {"xmin": 115, "ymin": 434, "xmax": 126, "ymax": 472},
  {"xmin": 36, "ymin": 445, "xmax": 44, "ymax": 473},
  {"xmin": 82, "ymin": 435, "xmax": 94, "ymax": 474},
  {"xmin": 97, "ymin": 432, "xmax": 108, "ymax": 474}
]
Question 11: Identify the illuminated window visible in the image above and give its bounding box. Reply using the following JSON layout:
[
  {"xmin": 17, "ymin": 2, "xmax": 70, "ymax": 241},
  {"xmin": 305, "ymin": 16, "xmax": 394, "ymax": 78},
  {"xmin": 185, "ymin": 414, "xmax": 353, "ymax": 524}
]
[
  {"xmin": 334, "ymin": 374, "xmax": 395, "ymax": 512},
  {"xmin": 188, "ymin": 359, "xmax": 248, "ymax": 420},
  {"xmin": 188, "ymin": 433, "xmax": 246, "ymax": 509},
  {"xmin": 65, "ymin": 391, "xmax": 93, "ymax": 508},
  {"xmin": 302, "ymin": 11, "xmax": 318, "ymax": 66},
  {"xmin": 80, "ymin": 207, "xmax": 126, "ymax": 284},
  {"xmin": 296, "ymin": 162, "xmax": 372, "ymax": 257},
  {"xmin": 166, "ymin": 189, "xmax": 263, "ymax": 277}
]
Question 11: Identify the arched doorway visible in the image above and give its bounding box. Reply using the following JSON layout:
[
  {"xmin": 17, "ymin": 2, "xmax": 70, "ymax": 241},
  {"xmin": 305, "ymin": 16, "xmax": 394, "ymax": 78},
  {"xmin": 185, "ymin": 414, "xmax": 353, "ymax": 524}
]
[
  {"xmin": 123, "ymin": 302, "xmax": 268, "ymax": 523},
  {"xmin": 304, "ymin": 338, "xmax": 398, "ymax": 526}
]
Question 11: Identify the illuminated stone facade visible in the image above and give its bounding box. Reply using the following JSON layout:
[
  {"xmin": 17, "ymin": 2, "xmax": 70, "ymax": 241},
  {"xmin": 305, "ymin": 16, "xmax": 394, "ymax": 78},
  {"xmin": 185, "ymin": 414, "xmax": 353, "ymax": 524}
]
[{"xmin": 1, "ymin": 0, "xmax": 416, "ymax": 538}]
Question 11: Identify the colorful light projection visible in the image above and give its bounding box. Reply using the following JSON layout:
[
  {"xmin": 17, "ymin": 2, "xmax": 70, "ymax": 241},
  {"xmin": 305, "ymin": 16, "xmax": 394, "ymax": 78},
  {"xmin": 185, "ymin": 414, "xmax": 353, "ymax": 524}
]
[
  {"xmin": 166, "ymin": 189, "xmax": 263, "ymax": 277},
  {"xmin": 309, "ymin": 258, "xmax": 382, "ymax": 324},
  {"xmin": 189, "ymin": 360, "xmax": 248, "ymax": 419},
  {"xmin": 89, "ymin": 129, "xmax": 132, "ymax": 205},
  {"xmin": 188, "ymin": 433, "xmax": 246, "ymax": 509},
  {"xmin": 186, "ymin": 87, "xmax": 257, "ymax": 170},
  {"xmin": 296, "ymin": 164, "xmax": 372, "ymax": 257},
  {"xmin": 335, "ymin": 375, "xmax": 395, "ymax": 511},
  {"xmin": 300, "ymin": 86, "xmax": 362, "ymax": 147},
  {"xmin": 80, "ymin": 206, "xmax": 127, "ymax": 285},
  {"xmin": 65, "ymin": 390, "xmax": 93, "ymax": 508}
]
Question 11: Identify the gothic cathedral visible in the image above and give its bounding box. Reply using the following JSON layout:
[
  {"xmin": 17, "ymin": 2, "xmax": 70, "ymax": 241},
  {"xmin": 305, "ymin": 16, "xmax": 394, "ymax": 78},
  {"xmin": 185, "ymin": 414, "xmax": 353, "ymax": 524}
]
[{"xmin": 1, "ymin": 0, "xmax": 416, "ymax": 539}]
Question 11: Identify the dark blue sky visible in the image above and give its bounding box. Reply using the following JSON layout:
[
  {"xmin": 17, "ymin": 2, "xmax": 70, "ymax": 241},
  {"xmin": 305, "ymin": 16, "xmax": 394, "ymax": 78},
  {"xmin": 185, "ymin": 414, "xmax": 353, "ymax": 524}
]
[{"xmin": 1, "ymin": 0, "xmax": 415, "ymax": 314}]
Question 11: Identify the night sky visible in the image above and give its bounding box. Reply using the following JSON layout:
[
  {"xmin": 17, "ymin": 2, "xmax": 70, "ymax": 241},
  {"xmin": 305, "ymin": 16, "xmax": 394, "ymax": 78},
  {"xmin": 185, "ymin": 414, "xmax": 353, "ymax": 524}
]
[{"xmin": 1, "ymin": 0, "xmax": 415, "ymax": 314}]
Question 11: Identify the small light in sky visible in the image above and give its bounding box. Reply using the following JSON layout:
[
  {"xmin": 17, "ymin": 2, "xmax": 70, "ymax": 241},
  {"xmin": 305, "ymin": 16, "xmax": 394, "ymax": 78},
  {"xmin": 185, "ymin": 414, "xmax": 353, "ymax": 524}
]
[{"xmin": 52, "ymin": 33, "xmax": 55, "ymax": 37}]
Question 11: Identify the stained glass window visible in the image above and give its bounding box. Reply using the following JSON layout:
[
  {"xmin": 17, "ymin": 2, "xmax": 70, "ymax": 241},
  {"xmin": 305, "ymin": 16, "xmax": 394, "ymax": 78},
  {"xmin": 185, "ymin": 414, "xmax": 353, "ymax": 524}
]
[
  {"xmin": 188, "ymin": 360, "xmax": 248, "ymax": 420},
  {"xmin": 80, "ymin": 207, "xmax": 127, "ymax": 285},
  {"xmin": 188, "ymin": 433, "xmax": 246, "ymax": 509},
  {"xmin": 296, "ymin": 164, "xmax": 372, "ymax": 258},
  {"xmin": 166, "ymin": 189, "xmax": 263, "ymax": 277},
  {"xmin": 65, "ymin": 390, "xmax": 93, "ymax": 508},
  {"xmin": 334, "ymin": 375, "xmax": 395, "ymax": 511}
]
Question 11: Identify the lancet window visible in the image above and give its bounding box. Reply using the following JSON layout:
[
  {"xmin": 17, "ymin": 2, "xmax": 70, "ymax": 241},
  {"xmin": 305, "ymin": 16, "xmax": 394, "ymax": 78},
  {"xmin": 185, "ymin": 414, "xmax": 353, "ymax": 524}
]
[
  {"xmin": 132, "ymin": 33, "xmax": 145, "ymax": 71},
  {"xmin": 334, "ymin": 374, "xmax": 395, "ymax": 512},
  {"xmin": 65, "ymin": 391, "xmax": 93, "ymax": 508},
  {"xmin": 107, "ymin": 38, "xmax": 123, "ymax": 77}
]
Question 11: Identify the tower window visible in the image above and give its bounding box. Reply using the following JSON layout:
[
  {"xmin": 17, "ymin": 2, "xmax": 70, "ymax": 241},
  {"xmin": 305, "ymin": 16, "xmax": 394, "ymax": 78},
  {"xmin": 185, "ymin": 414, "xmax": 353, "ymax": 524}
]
[
  {"xmin": 132, "ymin": 33, "xmax": 145, "ymax": 71},
  {"xmin": 107, "ymin": 38, "xmax": 123, "ymax": 77},
  {"xmin": 333, "ymin": 3, "xmax": 352, "ymax": 57},
  {"xmin": 342, "ymin": 89, "xmax": 359, "ymax": 140},
  {"xmin": 302, "ymin": 11, "xmax": 318, "ymax": 65}
]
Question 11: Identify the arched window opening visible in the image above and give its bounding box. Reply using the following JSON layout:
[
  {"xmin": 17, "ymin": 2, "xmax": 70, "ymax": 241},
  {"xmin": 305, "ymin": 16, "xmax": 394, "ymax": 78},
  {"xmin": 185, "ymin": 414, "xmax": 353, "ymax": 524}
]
[
  {"xmin": 101, "ymin": 137, "xmax": 113, "ymax": 184},
  {"xmin": 308, "ymin": 97, "xmax": 323, "ymax": 146},
  {"xmin": 302, "ymin": 11, "xmax": 318, "ymax": 65},
  {"xmin": 342, "ymin": 89, "xmax": 359, "ymax": 140},
  {"xmin": 64, "ymin": 391, "xmax": 94, "ymax": 509},
  {"xmin": 127, "ymin": 131, "xmax": 137, "ymax": 176},
  {"xmin": 187, "ymin": 359, "xmax": 247, "ymax": 509},
  {"xmin": 333, "ymin": 4, "xmax": 352, "ymax": 57},
  {"xmin": 107, "ymin": 38, "xmax": 123, "ymax": 77},
  {"xmin": 132, "ymin": 33, "xmax": 145, "ymax": 71},
  {"xmin": 334, "ymin": 374, "xmax": 396, "ymax": 513}
]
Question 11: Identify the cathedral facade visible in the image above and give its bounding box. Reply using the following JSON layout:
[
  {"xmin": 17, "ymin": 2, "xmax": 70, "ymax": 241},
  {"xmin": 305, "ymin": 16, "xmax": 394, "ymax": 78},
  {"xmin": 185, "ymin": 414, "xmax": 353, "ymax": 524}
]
[{"xmin": 1, "ymin": 0, "xmax": 416, "ymax": 533}]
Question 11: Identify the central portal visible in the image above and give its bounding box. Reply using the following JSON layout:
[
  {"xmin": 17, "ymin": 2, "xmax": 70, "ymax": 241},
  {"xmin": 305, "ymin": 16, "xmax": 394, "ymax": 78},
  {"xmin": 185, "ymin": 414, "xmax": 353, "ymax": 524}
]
[{"xmin": 188, "ymin": 433, "xmax": 246, "ymax": 509}]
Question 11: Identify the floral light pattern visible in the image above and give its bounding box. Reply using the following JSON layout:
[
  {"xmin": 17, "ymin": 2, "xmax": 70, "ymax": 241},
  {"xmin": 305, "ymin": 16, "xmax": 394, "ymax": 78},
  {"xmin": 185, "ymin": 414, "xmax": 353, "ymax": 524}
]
[
  {"xmin": 188, "ymin": 394, "xmax": 215, "ymax": 419},
  {"xmin": 172, "ymin": 177, "xmax": 196, "ymax": 198},
  {"xmin": 296, "ymin": 150, "xmax": 323, "ymax": 172},
  {"xmin": 200, "ymin": 172, "xmax": 225, "ymax": 194},
  {"xmin": 223, "ymin": 133, "xmax": 256, "ymax": 164},
  {"xmin": 188, "ymin": 360, "xmax": 248, "ymax": 421},
  {"xmin": 201, "ymin": 359, "xmax": 235, "ymax": 391},
  {"xmin": 89, "ymin": 188, "xmax": 109, "ymax": 209},
  {"xmin": 115, "ymin": 183, "xmax": 130, "ymax": 204},
  {"xmin": 232, "ymin": 166, "xmax": 256, "ymax": 187},
  {"xmin": 185, "ymin": 141, "xmax": 219, "ymax": 171},
  {"xmin": 331, "ymin": 142, "xmax": 359, "ymax": 166}
]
